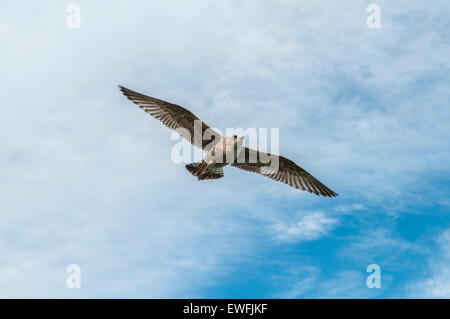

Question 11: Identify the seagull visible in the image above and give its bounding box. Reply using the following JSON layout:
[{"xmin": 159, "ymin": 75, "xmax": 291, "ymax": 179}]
[{"xmin": 119, "ymin": 86, "xmax": 338, "ymax": 197}]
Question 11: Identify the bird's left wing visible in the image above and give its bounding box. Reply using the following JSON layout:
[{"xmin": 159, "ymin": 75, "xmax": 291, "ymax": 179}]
[
  {"xmin": 119, "ymin": 86, "xmax": 222, "ymax": 150},
  {"xmin": 232, "ymin": 147, "xmax": 338, "ymax": 197}
]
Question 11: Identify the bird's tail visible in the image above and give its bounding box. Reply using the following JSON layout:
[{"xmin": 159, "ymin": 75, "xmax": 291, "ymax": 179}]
[{"xmin": 186, "ymin": 161, "xmax": 224, "ymax": 180}]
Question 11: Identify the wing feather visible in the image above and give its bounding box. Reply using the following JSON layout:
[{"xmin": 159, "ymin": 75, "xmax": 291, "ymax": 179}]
[
  {"xmin": 119, "ymin": 86, "xmax": 221, "ymax": 150},
  {"xmin": 232, "ymin": 147, "xmax": 338, "ymax": 197}
]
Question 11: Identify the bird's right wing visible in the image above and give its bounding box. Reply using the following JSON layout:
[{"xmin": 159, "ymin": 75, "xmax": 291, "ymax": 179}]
[
  {"xmin": 119, "ymin": 86, "xmax": 222, "ymax": 150},
  {"xmin": 232, "ymin": 147, "xmax": 338, "ymax": 197}
]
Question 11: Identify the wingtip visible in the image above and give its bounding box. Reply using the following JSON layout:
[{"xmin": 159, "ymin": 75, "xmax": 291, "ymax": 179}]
[
  {"xmin": 329, "ymin": 192, "xmax": 339, "ymax": 198},
  {"xmin": 319, "ymin": 190, "xmax": 339, "ymax": 198},
  {"xmin": 118, "ymin": 85, "xmax": 133, "ymax": 99}
]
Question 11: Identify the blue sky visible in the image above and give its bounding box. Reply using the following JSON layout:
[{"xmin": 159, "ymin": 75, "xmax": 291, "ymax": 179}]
[{"xmin": 0, "ymin": 0, "xmax": 449, "ymax": 298}]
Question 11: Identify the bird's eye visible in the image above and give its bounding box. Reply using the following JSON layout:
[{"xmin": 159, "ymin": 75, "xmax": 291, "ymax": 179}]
[{"xmin": 233, "ymin": 135, "xmax": 238, "ymax": 139}]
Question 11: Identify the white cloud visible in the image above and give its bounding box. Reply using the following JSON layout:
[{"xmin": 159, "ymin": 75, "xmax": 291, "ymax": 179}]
[
  {"xmin": 271, "ymin": 211, "xmax": 338, "ymax": 243},
  {"xmin": 336, "ymin": 203, "xmax": 367, "ymax": 214}
]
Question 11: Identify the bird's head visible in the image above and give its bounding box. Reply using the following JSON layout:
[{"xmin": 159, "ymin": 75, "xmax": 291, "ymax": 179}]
[{"xmin": 232, "ymin": 134, "xmax": 245, "ymax": 143}]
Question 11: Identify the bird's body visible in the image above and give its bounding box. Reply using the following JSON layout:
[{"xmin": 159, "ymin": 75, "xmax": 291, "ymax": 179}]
[
  {"xmin": 119, "ymin": 85, "xmax": 338, "ymax": 197},
  {"xmin": 205, "ymin": 135, "xmax": 245, "ymax": 166},
  {"xmin": 191, "ymin": 135, "xmax": 245, "ymax": 180}
]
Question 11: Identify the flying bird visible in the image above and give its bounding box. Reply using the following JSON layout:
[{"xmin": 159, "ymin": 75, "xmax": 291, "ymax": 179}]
[{"xmin": 119, "ymin": 86, "xmax": 338, "ymax": 197}]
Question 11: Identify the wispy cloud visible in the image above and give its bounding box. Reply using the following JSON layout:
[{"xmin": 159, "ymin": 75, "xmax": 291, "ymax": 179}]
[
  {"xmin": 276, "ymin": 266, "xmax": 385, "ymax": 299},
  {"xmin": 410, "ymin": 229, "xmax": 450, "ymax": 298},
  {"xmin": 339, "ymin": 228, "xmax": 420, "ymax": 265}
]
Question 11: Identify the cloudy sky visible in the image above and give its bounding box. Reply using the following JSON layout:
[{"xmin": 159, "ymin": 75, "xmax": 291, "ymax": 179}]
[{"xmin": 0, "ymin": 0, "xmax": 449, "ymax": 298}]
